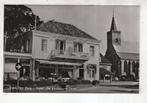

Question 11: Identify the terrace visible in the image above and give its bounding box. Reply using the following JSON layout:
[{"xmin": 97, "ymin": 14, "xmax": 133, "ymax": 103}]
[{"xmin": 51, "ymin": 50, "xmax": 90, "ymax": 61}]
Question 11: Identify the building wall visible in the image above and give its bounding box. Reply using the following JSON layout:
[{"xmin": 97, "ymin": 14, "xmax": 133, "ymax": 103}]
[
  {"xmin": 4, "ymin": 30, "xmax": 100, "ymax": 81},
  {"xmin": 32, "ymin": 32, "xmax": 54, "ymax": 59},
  {"xmin": 32, "ymin": 31, "xmax": 100, "ymax": 81},
  {"xmin": 84, "ymin": 43, "xmax": 100, "ymax": 81},
  {"xmin": 32, "ymin": 31, "xmax": 100, "ymax": 60}
]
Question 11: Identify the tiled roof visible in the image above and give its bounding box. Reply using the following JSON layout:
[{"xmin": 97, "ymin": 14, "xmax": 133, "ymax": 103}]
[
  {"xmin": 38, "ymin": 20, "xmax": 97, "ymax": 41},
  {"xmin": 117, "ymin": 52, "xmax": 139, "ymax": 60},
  {"xmin": 100, "ymin": 53, "xmax": 111, "ymax": 64}
]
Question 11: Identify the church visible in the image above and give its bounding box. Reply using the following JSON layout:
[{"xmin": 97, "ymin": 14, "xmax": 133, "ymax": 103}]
[{"xmin": 105, "ymin": 14, "xmax": 139, "ymax": 80}]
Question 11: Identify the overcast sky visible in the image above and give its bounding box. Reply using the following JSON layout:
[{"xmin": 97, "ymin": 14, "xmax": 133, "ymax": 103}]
[{"xmin": 27, "ymin": 5, "xmax": 139, "ymax": 54}]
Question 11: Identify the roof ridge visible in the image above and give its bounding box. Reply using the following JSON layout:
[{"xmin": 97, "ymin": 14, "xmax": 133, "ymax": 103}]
[{"xmin": 46, "ymin": 20, "xmax": 73, "ymax": 26}]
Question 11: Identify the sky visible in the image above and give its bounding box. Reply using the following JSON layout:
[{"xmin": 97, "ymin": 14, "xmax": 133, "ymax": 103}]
[{"xmin": 27, "ymin": 5, "xmax": 139, "ymax": 55}]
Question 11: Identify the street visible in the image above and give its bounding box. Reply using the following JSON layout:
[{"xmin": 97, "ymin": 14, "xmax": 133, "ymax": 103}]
[{"xmin": 56, "ymin": 81, "xmax": 139, "ymax": 93}]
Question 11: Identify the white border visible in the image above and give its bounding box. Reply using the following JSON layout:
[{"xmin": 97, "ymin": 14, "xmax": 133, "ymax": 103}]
[{"xmin": 0, "ymin": 0, "xmax": 147, "ymax": 103}]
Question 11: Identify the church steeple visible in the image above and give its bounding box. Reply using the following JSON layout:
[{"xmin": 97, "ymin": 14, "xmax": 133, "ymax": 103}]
[
  {"xmin": 110, "ymin": 9, "xmax": 117, "ymax": 31},
  {"xmin": 107, "ymin": 8, "xmax": 121, "ymax": 47}
]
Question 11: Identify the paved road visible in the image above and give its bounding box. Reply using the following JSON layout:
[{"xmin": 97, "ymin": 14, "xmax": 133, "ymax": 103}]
[
  {"xmin": 65, "ymin": 86, "xmax": 138, "ymax": 93},
  {"xmin": 4, "ymin": 81, "xmax": 139, "ymax": 93},
  {"xmin": 56, "ymin": 81, "xmax": 139, "ymax": 93}
]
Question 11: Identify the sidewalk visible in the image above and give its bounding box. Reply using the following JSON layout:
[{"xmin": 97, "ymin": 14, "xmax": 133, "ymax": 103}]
[
  {"xmin": 62, "ymin": 82, "xmax": 139, "ymax": 93},
  {"xmin": 61, "ymin": 81, "xmax": 139, "ymax": 93},
  {"xmin": 99, "ymin": 80, "xmax": 139, "ymax": 86}
]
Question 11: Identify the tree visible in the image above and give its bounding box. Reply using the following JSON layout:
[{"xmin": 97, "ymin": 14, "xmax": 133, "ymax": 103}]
[{"xmin": 4, "ymin": 5, "xmax": 43, "ymax": 52}]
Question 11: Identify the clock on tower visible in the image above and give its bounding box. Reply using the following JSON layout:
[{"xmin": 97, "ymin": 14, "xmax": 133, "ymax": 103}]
[{"xmin": 112, "ymin": 31, "xmax": 121, "ymax": 46}]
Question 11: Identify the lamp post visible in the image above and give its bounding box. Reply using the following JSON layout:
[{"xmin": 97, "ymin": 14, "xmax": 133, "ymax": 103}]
[{"xmin": 15, "ymin": 58, "xmax": 22, "ymax": 91}]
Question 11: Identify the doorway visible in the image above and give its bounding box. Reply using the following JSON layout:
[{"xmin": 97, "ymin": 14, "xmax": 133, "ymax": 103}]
[{"xmin": 79, "ymin": 69, "xmax": 84, "ymax": 79}]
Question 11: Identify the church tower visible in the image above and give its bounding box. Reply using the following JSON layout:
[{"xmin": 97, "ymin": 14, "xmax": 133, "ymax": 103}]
[
  {"xmin": 105, "ymin": 10, "xmax": 122, "ymax": 75},
  {"xmin": 105, "ymin": 9, "xmax": 139, "ymax": 79},
  {"xmin": 107, "ymin": 11, "xmax": 121, "ymax": 50}
]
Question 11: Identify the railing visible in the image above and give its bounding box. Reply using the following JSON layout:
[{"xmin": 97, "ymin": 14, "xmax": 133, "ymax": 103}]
[
  {"xmin": 51, "ymin": 50, "xmax": 89, "ymax": 60},
  {"xmin": 7, "ymin": 49, "xmax": 32, "ymax": 53}
]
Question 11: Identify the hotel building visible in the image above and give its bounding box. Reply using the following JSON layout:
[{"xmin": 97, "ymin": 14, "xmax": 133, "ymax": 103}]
[{"xmin": 4, "ymin": 20, "xmax": 101, "ymax": 81}]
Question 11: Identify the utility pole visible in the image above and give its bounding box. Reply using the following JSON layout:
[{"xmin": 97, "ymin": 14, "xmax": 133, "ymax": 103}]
[{"xmin": 16, "ymin": 58, "xmax": 21, "ymax": 91}]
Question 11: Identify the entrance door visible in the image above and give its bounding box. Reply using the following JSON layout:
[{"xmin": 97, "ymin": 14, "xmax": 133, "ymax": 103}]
[{"xmin": 79, "ymin": 69, "xmax": 84, "ymax": 79}]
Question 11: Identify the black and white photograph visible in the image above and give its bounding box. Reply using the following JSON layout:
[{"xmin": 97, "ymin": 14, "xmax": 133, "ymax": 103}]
[{"xmin": 3, "ymin": 5, "xmax": 140, "ymax": 93}]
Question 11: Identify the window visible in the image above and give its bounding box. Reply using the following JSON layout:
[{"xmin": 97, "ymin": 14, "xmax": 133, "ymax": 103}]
[
  {"xmin": 90, "ymin": 46, "xmax": 95, "ymax": 56},
  {"xmin": 41, "ymin": 39, "xmax": 47, "ymax": 52},
  {"xmin": 87, "ymin": 64, "xmax": 96, "ymax": 78},
  {"xmin": 88, "ymin": 69, "xmax": 95, "ymax": 78},
  {"xmin": 74, "ymin": 42, "xmax": 83, "ymax": 52},
  {"xmin": 55, "ymin": 39, "xmax": 66, "ymax": 53}
]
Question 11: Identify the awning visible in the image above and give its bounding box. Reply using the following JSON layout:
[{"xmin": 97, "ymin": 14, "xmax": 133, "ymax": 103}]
[
  {"xmin": 4, "ymin": 63, "xmax": 17, "ymax": 73},
  {"xmin": 37, "ymin": 60, "xmax": 82, "ymax": 66}
]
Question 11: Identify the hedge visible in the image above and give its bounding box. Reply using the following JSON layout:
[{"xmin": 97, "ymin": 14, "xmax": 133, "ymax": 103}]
[
  {"xmin": 4, "ymin": 80, "xmax": 17, "ymax": 85},
  {"xmin": 92, "ymin": 80, "xmax": 100, "ymax": 86},
  {"xmin": 35, "ymin": 80, "xmax": 52, "ymax": 87},
  {"xmin": 19, "ymin": 79, "xmax": 34, "ymax": 87},
  {"xmin": 66, "ymin": 79, "xmax": 91, "ymax": 85},
  {"xmin": 6, "ymin": 79, "xmax": 98, "ymax": 88}
]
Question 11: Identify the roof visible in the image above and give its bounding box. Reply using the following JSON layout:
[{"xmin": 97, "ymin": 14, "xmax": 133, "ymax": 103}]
[
  {"xmin": 100, "ymin": 53, "xmax": 111, "ymax": 64},
  {"xmin": 117, "ymin": 52, "xmax": 139, "ymax": 60},
  {"xmin": 38, "ymin": 20, "xmax": 97, "ymax": 41}
]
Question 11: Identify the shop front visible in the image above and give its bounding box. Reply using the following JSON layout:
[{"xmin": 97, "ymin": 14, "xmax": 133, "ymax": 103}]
[
  {"xmin": 34, "ymin": 60, "xmax": 83, "ymax": 80},
  {"xmin": 4, "ymin": 52, "xmax": 32, "ymax": 81}
]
